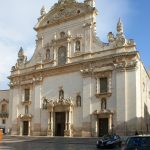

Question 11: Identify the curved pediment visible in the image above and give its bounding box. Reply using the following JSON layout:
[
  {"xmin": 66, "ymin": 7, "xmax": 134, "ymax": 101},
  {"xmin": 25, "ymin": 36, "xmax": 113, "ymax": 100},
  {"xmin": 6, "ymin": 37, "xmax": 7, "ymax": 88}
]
[{"xmin": 35, "ymin": 1, "xmax": 95, "ymax": 31}]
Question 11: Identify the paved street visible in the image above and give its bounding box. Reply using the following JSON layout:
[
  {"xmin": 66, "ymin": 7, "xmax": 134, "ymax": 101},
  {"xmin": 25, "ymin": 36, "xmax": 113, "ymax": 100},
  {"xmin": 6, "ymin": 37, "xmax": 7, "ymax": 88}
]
[{"xmin": 0, "ymin": 136, "xmax": 121, "ymax": 150}]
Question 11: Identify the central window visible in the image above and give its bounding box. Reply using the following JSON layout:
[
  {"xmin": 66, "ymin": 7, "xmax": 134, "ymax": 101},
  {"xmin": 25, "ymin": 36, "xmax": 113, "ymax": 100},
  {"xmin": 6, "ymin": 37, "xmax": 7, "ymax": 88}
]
[
  {"xmin": 100, "ymin": 77, "xmax": 108, "ymax": 93},
  {"xmin": 25, "ymin": 89, "xmax": 30, "ymax": 101},
  {"xmin": 58, "ymin": 46, "xmax": 67, "ymax": 65}
]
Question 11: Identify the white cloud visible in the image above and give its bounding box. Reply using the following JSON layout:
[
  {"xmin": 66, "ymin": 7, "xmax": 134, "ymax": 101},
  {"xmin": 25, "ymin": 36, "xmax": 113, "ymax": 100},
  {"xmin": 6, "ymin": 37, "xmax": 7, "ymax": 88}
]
[{"xmin": 0, "ymin": 0, "xmax": 132, "ymax": 89}]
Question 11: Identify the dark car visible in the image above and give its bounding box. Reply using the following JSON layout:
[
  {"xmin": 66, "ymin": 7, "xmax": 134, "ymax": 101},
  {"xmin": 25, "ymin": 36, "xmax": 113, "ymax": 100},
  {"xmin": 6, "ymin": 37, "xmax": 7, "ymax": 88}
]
[
  {"xmin": 122, "ymin": 136, "xmax": 150, "ymax": 150},
  {"xmin": 96, "ymin": 134, "xmax": 122, "ymax": 148}
]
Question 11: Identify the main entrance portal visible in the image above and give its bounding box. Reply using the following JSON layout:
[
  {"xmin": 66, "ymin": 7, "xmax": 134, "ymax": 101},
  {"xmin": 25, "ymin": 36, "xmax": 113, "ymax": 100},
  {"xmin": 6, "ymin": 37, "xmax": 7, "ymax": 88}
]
[
  {"xmin": 55, "ymin": 112, "xmax": 65, "ymax": 136},
  {"xmin": 23, "ymin": 121, "xmax": 29, "ymax": 135},
  {"xmin": 99, "ymin": 118, "xmax": 108, "ymax": 137}
]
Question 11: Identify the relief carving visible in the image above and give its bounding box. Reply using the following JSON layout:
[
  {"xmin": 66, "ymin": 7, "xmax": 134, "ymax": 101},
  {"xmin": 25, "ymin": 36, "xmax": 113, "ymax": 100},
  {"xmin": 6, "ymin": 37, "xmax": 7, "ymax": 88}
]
[
  {"xmin": 107, "ymin": 18, "xmax": 135, "ymax": 48},
  {"xmin": 35, "ymin": 1, "xmax": 94, "ymax": 30}
]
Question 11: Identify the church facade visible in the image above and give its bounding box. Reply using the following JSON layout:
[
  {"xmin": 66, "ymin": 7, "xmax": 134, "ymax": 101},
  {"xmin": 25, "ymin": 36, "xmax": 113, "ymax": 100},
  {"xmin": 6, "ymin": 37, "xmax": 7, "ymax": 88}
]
[{"xmin": 8, "ymin": 0, "xmax": 150, "ymax": 137}]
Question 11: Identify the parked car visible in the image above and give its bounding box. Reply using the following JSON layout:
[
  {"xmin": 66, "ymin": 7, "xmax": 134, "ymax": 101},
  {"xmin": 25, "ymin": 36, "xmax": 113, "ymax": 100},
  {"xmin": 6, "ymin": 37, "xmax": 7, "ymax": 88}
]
[
  {"xmin": 122, "ymin": 136, "xmax": 150, "ymax": 150},
  {"xmin": 96, "ymin": 134, "xmax": 122, "ymax": 148}
]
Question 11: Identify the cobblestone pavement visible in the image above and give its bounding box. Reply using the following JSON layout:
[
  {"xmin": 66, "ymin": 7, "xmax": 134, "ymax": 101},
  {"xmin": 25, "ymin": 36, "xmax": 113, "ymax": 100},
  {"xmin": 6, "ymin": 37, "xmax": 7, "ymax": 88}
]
[{"xmin": 0, "ymin": 136, "xmax": 121, "ymax": 150}]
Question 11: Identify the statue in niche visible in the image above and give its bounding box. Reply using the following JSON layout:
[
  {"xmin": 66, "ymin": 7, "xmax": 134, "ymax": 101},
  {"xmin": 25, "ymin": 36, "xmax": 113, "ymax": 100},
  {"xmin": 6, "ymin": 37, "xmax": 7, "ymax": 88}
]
[
  {"xmin": 46, "ymin": 49, "xmax": 50, "ymax": 60},
  {"xmin": 43, "ymin": 98, "xmax": 47, "ymax": 109},
  {"xmin": 75, "ymin": 40, "xmax": 80, "ymax": 51},
  {"xmin": 76, "ymin": 95, "xmax": 81, "ymax": 107},
  {"xmin": 101, "ymin": 98, "xmax": 106, "ymax": 110},
  {"xmin": 60, "ymin": 32, "xmax": 65, "ymax": 38},
  {"xmin": 59, "ymin": 89, "xmax": 64, "ymax": 100}
]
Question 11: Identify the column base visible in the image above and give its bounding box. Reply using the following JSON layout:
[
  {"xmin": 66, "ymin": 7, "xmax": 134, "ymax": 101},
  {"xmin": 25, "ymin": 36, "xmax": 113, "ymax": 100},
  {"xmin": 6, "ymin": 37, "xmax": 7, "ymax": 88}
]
[
  {"xmin": 64, "ymin": 130, "xmax": 72, "ymax": 136},
  {"xmin": 47, "ymin": 129, "xmax": 53, "ymax": 136}
]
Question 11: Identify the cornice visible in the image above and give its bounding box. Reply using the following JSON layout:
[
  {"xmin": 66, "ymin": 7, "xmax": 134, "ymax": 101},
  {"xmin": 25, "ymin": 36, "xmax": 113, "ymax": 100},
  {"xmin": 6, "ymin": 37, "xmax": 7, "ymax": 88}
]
[
  {"xmin": 9, "ymin": 51, "xmax": 138, "ymax": 78},
  {"xmin": 8, "ymin": 51, "xmax": 139, "ymax": 88}
]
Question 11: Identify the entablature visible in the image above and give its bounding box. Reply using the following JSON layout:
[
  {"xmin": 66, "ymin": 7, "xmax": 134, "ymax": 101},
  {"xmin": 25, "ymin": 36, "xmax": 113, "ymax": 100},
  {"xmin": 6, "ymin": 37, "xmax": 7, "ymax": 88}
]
[{"xmin": 9, "ymin": 51, "xmax": 139, "ymax": 88}]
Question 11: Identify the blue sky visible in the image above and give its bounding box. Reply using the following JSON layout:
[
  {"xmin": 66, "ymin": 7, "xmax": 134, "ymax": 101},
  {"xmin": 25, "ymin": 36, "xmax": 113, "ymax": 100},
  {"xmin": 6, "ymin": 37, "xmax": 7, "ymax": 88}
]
[{"xmin": 0, "ymin": 0, "xmax": 150, "ymax": 90}]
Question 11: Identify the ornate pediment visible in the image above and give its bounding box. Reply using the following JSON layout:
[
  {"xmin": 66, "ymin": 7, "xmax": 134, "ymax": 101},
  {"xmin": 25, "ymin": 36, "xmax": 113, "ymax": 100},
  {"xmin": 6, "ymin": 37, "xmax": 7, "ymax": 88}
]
[
  {"xmin": 42, "ymin": 97, "xmax": 74, "ymax": 109},
  {"xmin": 0, "ymin": 99, "xmax": 8, "ymax": 104},
  {"xmin": 35, "ymin": 1, "xmax": 95, "ymax": 31},
  {"xmin": 18, "ymin": 114, "xmax": 33, "ymax": 120}
]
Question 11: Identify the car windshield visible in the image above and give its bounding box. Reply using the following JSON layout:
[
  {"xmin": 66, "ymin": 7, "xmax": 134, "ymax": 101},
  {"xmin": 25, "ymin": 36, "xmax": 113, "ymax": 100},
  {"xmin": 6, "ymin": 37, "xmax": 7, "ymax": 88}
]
[
  {"xmin": 127, "ymin": 137, "xmax": 150, "ymax": 147},
  {"xmin": 102, "ymin": 134, "xmax": 119, "ymax": 140}
]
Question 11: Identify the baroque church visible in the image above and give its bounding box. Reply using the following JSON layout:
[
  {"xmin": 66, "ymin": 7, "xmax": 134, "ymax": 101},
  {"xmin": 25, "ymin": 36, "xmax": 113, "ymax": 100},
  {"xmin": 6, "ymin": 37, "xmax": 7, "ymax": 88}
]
[{"xmin": 4, "ymin": 0, "xmax": 150, "ymax": 137}]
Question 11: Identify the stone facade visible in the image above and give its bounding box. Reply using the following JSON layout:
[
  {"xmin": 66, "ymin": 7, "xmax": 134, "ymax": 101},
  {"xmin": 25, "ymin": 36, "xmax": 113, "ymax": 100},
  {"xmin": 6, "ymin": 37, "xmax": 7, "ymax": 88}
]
[{"xmin": 6, "ymin": 0, "xmax": 150, "ymax": 137}]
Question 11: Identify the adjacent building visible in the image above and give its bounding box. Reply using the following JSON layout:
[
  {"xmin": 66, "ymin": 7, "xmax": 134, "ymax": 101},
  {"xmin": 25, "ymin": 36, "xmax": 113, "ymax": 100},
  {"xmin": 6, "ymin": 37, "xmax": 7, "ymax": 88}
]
[
  {"xmin": 0, "ymin": 90, "xmax": 9, "ymax": 133},
  {"xmin": 6, "ymin": 0, "xmax": 150, "ymax": 137}
]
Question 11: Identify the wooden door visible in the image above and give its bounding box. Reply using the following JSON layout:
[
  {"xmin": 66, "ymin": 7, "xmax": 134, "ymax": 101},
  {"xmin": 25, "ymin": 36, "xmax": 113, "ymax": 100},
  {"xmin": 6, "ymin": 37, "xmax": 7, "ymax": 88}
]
[
  {"xmin": 99, "ymin": 118, "xmax": 108, "ymax": 137},
  {"xmin": 55, "ymin": 112, "xmax": 65, "ymax": 136},
  {"xmin": 23, "ymin": 121, "xmax": 29, "ymax": 135}
]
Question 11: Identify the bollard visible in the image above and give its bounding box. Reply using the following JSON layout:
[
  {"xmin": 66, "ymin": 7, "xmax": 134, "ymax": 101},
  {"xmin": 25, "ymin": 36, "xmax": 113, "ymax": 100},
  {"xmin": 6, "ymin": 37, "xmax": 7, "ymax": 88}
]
[{"xmin": 0, "ymin": 129, "xmax": 2, "ymax": 143}]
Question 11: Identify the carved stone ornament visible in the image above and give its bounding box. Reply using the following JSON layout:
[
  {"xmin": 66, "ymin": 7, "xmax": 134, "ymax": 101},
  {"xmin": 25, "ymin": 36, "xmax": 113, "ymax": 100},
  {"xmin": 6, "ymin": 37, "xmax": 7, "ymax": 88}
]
[
  {"xmin": 0, "ymin": 99, "xmax": 9, "ymax": 104},
  {"xmin": 43, "ymin": 97, "xmax": 74, "ymax": 108},
  {"xmin": 40, "ymin": 6, "xmax": 46, "ymax": 16},
  {"xmin": 107, "ymin": 18, "xmax": 136, "ymax": 47},
  {"xmin": 13, "ymin": 47, "xmax": 27, "ymax": 69},
  {"xmin": 18, "ymin": 114, "xmax": 32, "ymax": 120},
  {"xmin": 116, "ymin": 36, "xmax": 126, "ymax": 47},
  {"xmin": 108, "ymin": 32, "xmax": 115, "ymax": 43},
  {"xmin": 93, "ymin": 109, "xmax": 114, "ymax": 115},
  {"xmin": 35, "ymin": 1, "xmax": 94, "ymax": 31},
  {"xmin": 114, "ymin": 60, "xmax": 137, "ymax": 70}
]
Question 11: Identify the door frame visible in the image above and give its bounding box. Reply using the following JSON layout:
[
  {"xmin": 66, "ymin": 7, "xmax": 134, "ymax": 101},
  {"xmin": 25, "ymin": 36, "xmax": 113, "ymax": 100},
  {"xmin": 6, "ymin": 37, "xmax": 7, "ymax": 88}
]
[
  {"xmin": 98, "ymin": 118, "xmax": 109, "ymax": 137},
  {"xmin": 55, "ymin": 112, "xmax": 66, "ymax": 136},
  {"xmin": 23, "ymin": 121, "xmax": 29, "ymax": 136}
]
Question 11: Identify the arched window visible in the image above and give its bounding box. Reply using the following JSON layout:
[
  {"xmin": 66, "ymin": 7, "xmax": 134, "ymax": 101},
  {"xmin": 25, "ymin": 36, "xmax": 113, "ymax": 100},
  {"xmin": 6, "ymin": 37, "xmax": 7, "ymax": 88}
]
[
  {"xmin": 76, "ymin": 95, "xmax": 81, "ymax": 107},
  {"xmin": 75, "ymin": 40, "xmax": 80, "ymax": 51},
  {"xmin": 101, "ymin": 98, "xmax": 107, "ymax": 110},
  {"xmin": 58, "ymin": 46, "xmax": 67, "ymax": 65},
  {"xmin": 59, "ymin": 89, "xmax": 64, "ymax": 100},
  {"xmin": 46, "ymin": 49, "xmax": 50, "ymax": 60},
  {"xmin": 60, "ymin": 32, "xmax": 65, "ymax": 38}
]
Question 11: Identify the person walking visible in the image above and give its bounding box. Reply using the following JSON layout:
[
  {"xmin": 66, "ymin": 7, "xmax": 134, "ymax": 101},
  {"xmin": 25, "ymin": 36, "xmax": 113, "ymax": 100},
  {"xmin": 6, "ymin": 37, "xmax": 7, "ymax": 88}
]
[{"xmin": 0, "ymin": 129, "xmax": 3, "ymax": 143}]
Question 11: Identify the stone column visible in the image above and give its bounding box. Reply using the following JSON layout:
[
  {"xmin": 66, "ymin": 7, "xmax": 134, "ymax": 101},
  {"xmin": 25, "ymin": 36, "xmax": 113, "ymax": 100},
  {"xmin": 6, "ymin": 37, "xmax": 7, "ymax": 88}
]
[
  {"xmin": 108, "ymin": 74, "xmax": 112, "ymax": 93},
  {"xmin": 53, "ymin": 112, "xmax": 55, "ymax": 136},
  {"xmin": 53, "ymin": 47, "xmax": 57, "ymax": 66},
  {"xmin": 65, "ymin": 111, "xmax": 68, "ymax": 130},
  {"xmin": 67, "ymin": 39, "xmax": 70, "ymax": 63},
  {"xmin": 48, "ymin": 112, "xmax": 51, "ymax": 131},
  {"xmin": 20, "ymin": 121, "xmax": 23, "ymax": 136},
  {"xmin": 95, "ymin": 119, "xmax": 98, "ymax": 136},
  {"xmin": 51, "ymin": 111, "xmax": 54, "ymax": 136},
  {"xmin": 68, "ymin": 111, "xmax": 71, "ymax": 131},
  {"xmin": 109, "ymin": 114, "xmax": 114, "ymax": 134},
  {"xmin": 28, "ymin": 120, "xmax": 31, "ymax": 136},
  {"xmin": 48, "ymin": 111, "xmax": 53, "ymax": 136},
  {"xmin": 96, "ymin": 78, "xmax": 100, "ymax": 94}
]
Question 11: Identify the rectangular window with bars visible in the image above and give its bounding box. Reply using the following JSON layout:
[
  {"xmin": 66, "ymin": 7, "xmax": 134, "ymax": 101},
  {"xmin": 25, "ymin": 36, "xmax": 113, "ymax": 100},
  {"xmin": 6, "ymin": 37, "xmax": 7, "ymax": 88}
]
[
  {"xmin": 25, "ymin": 89, "xmax": 30, "ymax": 101},
  {"xmin": 100, "ymin": 77, "xmax": 108, "ymax": 93},
  {"xmin": 2, "ymin": 119, "xmax": 6, "ymax": 124}
]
